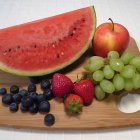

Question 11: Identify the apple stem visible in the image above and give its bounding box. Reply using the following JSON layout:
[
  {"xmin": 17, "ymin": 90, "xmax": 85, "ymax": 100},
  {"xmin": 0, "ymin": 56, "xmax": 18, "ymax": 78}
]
[{"xmin": 108, "ymin": 18, "xmax": 114, "ymax": 31}]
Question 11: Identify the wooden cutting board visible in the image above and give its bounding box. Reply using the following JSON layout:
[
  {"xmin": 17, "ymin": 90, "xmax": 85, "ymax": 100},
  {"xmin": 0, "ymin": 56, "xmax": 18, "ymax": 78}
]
[{"xmin": 0, "ymin": 37, "xmax": 139, "ymax": 130}]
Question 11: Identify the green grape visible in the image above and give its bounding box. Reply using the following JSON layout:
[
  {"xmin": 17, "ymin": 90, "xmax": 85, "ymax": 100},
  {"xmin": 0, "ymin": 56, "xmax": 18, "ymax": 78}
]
[
  {"xmin": 83, "ymin": 56, "xmax": 104, "ymax": 72},
  {"xmin": 92, "ymin": 70, "xmax": 104, "ymax": 82},
  {"xmin": 100, "ymin": 79, "xmax": 115, "ymax": 94},
  {"xmin": 113, "ymin": 74, "xmax": 125, "ymax": 91},
  {"xmin": 88, "ymin": 57, "xmax": 104, "ymax": 72},
  {"xmin": 130, "ymin": 57, "xmax": 140, "ymax": 69},
  {"xmin": 90, "ymin": 56, "xmax": 104, "ymax": 63},
  {"xmin": 136, "ymin": 68, "xmax": 140, "ymax": 73},
  {"xmin": 109, "ymin": 59, "xmax": 124, "ymax": 72},
  {"xmin": 83, "ymin": 63, "xmax": 90, "ymax": 71},
  {"xmin": 120, "ymin": 65, "xmax": 136, "ymax": 78},
  {"xmin": 95, "ymin": 85, "xmax": 106, "ymax": 100},
  {"xmin": 108, "ymin": 51, "xmax": 119, "ymax": 59},
  {"xmin": 120, "ymin": 52, "xmax": 135, "ymax": 64},
  {"xmin": 103, "ymin": 65, "xmax": 114, "ymax": 79},
  {"xmin": 88, "ymin": 64, "xmax": 96, "ymax": 72},
  {"xmin": 132, "ymin": 73, "xmax": 140, "ymax": 89},
  {"xmin": 124, "ymin": 78, "xmax": 134, "ymax": 91}
]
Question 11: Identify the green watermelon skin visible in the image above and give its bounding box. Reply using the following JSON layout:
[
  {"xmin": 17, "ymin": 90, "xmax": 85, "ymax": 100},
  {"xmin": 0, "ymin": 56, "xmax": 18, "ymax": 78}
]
[{"xmin": 0, "ymin": 6, "xmax": 96, "ymax": 76}]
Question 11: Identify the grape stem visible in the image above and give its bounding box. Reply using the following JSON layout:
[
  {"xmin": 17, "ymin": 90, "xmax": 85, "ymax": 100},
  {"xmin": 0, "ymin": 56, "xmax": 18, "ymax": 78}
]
[
  {"xmin": 108, "ymin": 18, "xmax": 114, "ymax": 31},
  {"xmin": 74, "ymin": 73, "xmax": 82, "ymax": 83}
]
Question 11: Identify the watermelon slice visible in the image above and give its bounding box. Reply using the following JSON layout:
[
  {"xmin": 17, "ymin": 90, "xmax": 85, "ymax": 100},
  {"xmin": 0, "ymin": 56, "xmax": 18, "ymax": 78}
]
[{"xmin": 0, "ymin": 6, "xmax": 96, "ymax": 76}]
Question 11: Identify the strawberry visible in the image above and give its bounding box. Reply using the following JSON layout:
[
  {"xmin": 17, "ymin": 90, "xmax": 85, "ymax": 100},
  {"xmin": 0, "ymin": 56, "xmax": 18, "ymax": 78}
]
[
  {"xmin": 64, "ymin": 94, "xmax": 83, "ymax": 113},
  {"xmin": 52, "ymin": 73, "xmax": 74, "ymax": 97},
  {"xmin": 74, "ymin": 79, "xmax": 95, "ymax": 105}
]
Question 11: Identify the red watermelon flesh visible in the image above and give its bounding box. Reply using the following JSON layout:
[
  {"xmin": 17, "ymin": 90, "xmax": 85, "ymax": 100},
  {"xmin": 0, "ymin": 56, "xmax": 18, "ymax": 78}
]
[{"xmin": 0, "ymin": 6, "xmax": 96, "ymax": 76}]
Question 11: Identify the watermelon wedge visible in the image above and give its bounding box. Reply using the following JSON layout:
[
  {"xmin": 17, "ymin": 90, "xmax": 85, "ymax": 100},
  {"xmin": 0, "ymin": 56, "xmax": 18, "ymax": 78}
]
[{"xmin": 0, "ymin": 6, "xmax": 96, "ymax": 76}]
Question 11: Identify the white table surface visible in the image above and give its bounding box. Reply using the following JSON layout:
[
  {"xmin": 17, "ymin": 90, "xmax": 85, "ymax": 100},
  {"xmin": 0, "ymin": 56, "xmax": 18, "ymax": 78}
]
[{"xmin": 0, "ymin": 0, "xmax": 140, "ymax": 139}]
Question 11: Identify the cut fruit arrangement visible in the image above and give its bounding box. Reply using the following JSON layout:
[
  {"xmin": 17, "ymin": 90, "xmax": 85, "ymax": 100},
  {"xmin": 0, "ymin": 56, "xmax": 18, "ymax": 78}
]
[
  {"xmin": 0, "ymin": 5, "xmax": 139, "ymax": 127},
  {"xmin": 0, "ymin": 6, "xmax": 96, "ymax": 126},
  {"xmin": 0, "ymin": 73, "xmax": 95, "ymax": 126}
]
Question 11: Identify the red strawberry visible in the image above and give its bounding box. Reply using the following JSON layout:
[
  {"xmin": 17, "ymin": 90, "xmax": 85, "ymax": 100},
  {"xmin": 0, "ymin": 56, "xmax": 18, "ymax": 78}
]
[
  {"xmin": 74, "ymin": 79, "xmax": 95, "ymax": 105},
  {"xmin": 64, "ymin": 94, "xmax": 83, "ymax": 113},
  {"xmin": 52, "ymin": 73, "xmax": 74, "ymax": 97}
]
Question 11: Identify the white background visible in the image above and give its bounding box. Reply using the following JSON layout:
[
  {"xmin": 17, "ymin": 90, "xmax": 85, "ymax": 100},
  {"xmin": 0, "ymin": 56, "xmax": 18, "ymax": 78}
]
[{"xmin": 0, "ymin": 0, "xmax": 140, "ymax": 139}]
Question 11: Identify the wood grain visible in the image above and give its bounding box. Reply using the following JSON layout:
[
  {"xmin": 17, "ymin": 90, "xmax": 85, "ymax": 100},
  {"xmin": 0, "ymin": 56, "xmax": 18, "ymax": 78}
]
[{"xmin": 0, "ymin": 37, "xmax": 139, "ymax": 130}]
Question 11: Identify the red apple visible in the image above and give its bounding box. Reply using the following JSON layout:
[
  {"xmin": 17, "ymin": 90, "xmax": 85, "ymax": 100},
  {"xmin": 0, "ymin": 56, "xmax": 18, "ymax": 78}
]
[{"xmin": 93, "ymin": 18, "xmax": 130, "ymax": 57}]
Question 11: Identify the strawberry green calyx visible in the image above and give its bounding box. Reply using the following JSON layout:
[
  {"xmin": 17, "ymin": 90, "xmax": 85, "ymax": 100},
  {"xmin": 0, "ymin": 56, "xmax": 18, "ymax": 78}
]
[
  {"xmin": 67, "ymin": 99, "xmax": 83, "ymax": 113},
  {"xmin": 64, "ymin": 94, "xmax": 84, "ymax": 113}
]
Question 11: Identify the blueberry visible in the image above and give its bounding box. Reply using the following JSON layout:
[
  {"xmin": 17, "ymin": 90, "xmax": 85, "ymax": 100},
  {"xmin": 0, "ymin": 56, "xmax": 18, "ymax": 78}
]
[
  {"xmin": 19, "ymin": 89, "xmax": 28, "ymax": 97},
  {"xmin": 41, "ymin": 80, "xmax": 51, "ymax": 90},
  {"xmin": 2, "ymin": 94, "xmax": 13, "ymax": 105},
  {"xmin": 0, "ymin": 88, "xmax": 7, "ymax": 95},
  {"xmin": 28, "ymin": 84, "xmax": 36, "ymax": 92},
  {"xmin": 29, "ymin": 103, "xmax": 38, "ymax": 113},
  {"xmin": 39, "ymin": 101, "xmax": 50, "ymax": 113},
  {"xmin": 29, "ymin": 92, "xmax": 38, "ymax": 102},
  {"xmin": 10, "ymin": 85, "xmax": 19, "ymax": 94},
  {"xmin": 20, "ymin": 104, "xmax": 28, "ymax": 112},
  {"xmin": 37, "ymin": 94, "xmax": 46, "ymax": 103},
  {"xmin": 13, "ymin": 94, "xmax": 21, "ymax": 104},
  {"xmin": 9, "ymin": 102, "xmax": 18, "ymax": 112},
  {"xmin": 43, "ymin": 89, "xmax": 54, "ymax": 100},
  {"xmin": 21, "ymin": 96, "xmax": 33, "ymax": 108},
  {"xmin": 29, "ymin": 77, "xmax": 41, "ymax": 84},
  {"xmin": 44, "ymin": 114, "xmax": 55, "ymax": 126}
]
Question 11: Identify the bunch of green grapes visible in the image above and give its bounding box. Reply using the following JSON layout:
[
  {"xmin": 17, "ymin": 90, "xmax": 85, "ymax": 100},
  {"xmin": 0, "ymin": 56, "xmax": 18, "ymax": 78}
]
[{"xmin": 83, "ymin": 51, "xmax": 140, "ymax": 101}]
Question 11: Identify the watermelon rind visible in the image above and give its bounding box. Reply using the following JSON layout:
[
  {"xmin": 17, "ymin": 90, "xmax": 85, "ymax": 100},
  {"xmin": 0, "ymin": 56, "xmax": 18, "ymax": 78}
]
[{"xmin": 0, "ymin": 6, "xmax": 96, "ymax": 76}]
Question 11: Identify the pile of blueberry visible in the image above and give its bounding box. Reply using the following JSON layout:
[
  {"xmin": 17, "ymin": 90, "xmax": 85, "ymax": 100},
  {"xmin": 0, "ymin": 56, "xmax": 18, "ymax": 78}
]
[{"xmin": 0, "ymin": 77, "xmax": 55, "ymax": 126}]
